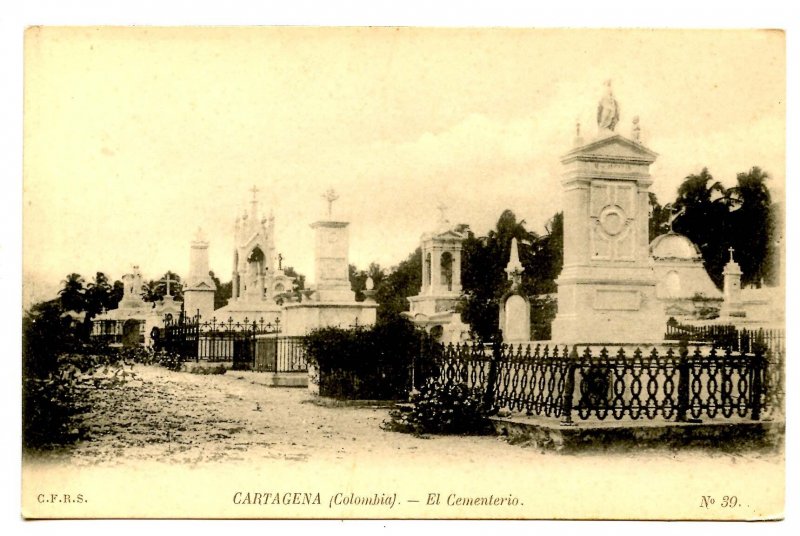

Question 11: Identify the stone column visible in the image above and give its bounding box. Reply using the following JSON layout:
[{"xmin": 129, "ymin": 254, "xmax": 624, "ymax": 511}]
[
  {"xmin": 452, "ymin": 249, "xmax": 462, "ymax": 291},
  {"xmin": 431, "ymin": 249, "xmax": 442, "ymax": 292},
  {"xmin": 421, "ymin": 248, "xmax": 429, "ymax": 292}
]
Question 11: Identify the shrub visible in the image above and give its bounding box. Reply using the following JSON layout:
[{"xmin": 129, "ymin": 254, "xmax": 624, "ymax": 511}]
[
  {"xmin": 304, "ymin": 316, "xmax": 437, "ymax": 400},
  {"xmin": 156, "ymin": 350, "xmax": 184, "ymax": 371},
  {"xmin": 382, "ymin": 379, "xmax": 493, "ymax": 435}
]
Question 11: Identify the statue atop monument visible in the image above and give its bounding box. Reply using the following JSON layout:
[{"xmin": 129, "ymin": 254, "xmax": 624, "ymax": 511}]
[{"xmin": 597, "ymin": 79, "xmax": 620, "ymax": 133}]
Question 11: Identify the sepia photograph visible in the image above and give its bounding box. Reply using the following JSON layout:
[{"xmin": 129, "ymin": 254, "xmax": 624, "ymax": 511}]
[{"xmin": 19, "ymin": 24, "xmax": 786, "ymax": 521}]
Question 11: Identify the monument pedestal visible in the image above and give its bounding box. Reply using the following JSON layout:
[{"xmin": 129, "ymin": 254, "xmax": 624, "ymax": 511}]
[
  {"xmin": 551, "ymin": 268, "xmax": 664, "ymax": 344},
  {"xmin": 282, "ymin": 215, "xmax": 377, "ymax": 336}
]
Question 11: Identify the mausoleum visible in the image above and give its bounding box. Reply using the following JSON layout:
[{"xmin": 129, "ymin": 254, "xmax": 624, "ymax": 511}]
[
  {"xmin": 211, "ymin": 187, "xmax": 295, "ymax": 324},
  {"xmin": 405, "ymin": 205, "xmax": 470, "ymax": 343},
  {"xmin": 649, "ymin": 231, "xmax": 722, "ymax": 319}
]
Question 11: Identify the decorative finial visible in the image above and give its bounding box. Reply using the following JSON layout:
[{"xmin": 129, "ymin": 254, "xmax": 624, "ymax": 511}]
[
  {"xmin": 632, "ymin": 116, "xmax": 641, "ymax": 143},
  {"xmin": 323, "ymin": 188, "xmax": 339, "ymax": 218},
  {"xmin": 365, "ymin": 276, "xmax": 374, "ymax": 291},
  {"xmin": 249, "ymin": 185, "xmax": 260, "ymax": 218},
  {"xmin": 505, "ymin": 238, "xmax": 524, "ymax": 288},
  {"xmin": 573, "ymin": 117, "xmax": 585, "ymax": 146},
  {"xmin": 193, "ymin": 227, "xmax": 207, "ymax": 243}
]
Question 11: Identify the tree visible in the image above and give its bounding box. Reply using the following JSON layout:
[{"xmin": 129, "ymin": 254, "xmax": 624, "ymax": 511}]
[
  {"xmin": 58, "ymin": 273, "xmax": 86, "ymax": 313},
  {"xmin": 349, "ymin": 263, "xmax": 386, "ymax": 302},
  {"xmin": 460, "ymin": 210, "xmax": 541, "ymax": 340},
  {"xmin": 85, "ymin": 272, "xmax": 112, "ymax": 318},
  {"xmin": 672, "ymin": 168, "xmax": 732, "ymax": 288},
  {"xmin": 374, "ymin": 248, "xmax": 422, "ymax": 321},
  {"xmin": 727, "ymin": 166, "xmax": 774, "ymax": 286},
  {"xmin": 648, "ymin": 192, "xmax": 671, "ymax": 242},
  {"xmin": 209, "ymin": 271, "xmax": 232, "ymax": 310},
  {"xmin": 671, "ymin": 166, "xmax": 776, "ymax": 288}
]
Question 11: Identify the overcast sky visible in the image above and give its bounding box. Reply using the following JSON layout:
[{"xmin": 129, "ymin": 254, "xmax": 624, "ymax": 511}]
[{"xmin": 22, "ymin": 28, "xmax": 784, "ymax": 300}]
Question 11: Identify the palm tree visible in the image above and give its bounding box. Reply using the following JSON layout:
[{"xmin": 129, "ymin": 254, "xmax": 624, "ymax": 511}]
[
  {"xmin": 85, "ymin": 271, "xmax": 112, "ymax": 316},
  {"xmin": 58, "ymin": 273, "xmax": 86, "ymax": 312}
]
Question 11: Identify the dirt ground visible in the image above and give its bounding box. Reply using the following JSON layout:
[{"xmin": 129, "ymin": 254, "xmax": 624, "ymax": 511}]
[
  {"xmin": 21, "ymin": 364, "xmax": 787, "ymax": 520},
  {"xmin": 29, "ymin": 364, "xmax": 784, "ymax": 469}
]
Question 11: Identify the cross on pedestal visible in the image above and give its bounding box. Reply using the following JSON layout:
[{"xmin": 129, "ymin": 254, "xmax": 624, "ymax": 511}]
[
  {"xmin": 323, "ymin": 188, "xmax": 339, "ymax": 218},
  {"xmin": 250, "ymin": 185, "xmax": 259, "ymax": 199},
  {"xmin": 728, "ymin": 247, "xmax": 736, "ymax": 262}
]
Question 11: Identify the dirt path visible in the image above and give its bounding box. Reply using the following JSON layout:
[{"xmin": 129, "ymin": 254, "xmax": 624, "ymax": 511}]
[
  {"xmin": 31, "ymin": 365, "xmax": 520, "ymax": 466},
  {"xmin": 31, "ymin": 364, "xmax": 783, "ymax": 470}
]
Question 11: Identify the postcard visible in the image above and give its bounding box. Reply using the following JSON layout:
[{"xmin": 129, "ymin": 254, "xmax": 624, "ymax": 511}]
[{"xmin": 21, "ymin": 27, "xmax": 785, "ymax": 520}]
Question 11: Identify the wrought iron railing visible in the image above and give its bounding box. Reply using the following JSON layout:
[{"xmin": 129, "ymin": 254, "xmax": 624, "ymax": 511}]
[
  {"xmin": 428, "ymin": 342, "xmax": 769, "ymax": 425},
  {"xmin": 664, "ymin": 323, "xmax": 784, "ymax": 417},
  {"xmin": 161, "ymin": 314, "xmax": 282, "ymax": 365},
  {"xmin": 254, "ymin": 336, "xmax": 308, "ymax": 373}
]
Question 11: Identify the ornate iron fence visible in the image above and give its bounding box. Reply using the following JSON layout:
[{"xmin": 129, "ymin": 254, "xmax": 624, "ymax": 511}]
[
  {"xmin": 664, "ymin": 323, "xmax": 784, "ymax": 416},
  {"xmin": 161, "ymin": 314, "xmax": 282, "ymax": 367},
  {"xmin": 428, "ymin": 342, "xmax": 769, "ymax": 425}
]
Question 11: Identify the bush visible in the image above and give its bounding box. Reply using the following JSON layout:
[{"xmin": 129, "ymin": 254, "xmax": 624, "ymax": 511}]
[
  {"xmin": 304, "ymin": 316, "xmax": 437, "ymax": 400},
  {"xmin": 23, "ymin": 355, "xmax": 137, "ymax": 451},
  {"xmin": 156, "ymin": 350, "xmax": 184, "ymax": 371},
  {"xmin": 382, "ymin": 379, "xmax": 493, "ymax": 435}
]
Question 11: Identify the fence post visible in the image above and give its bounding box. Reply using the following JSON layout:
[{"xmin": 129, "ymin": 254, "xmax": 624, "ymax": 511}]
[
  {"xmin": 560, "ymin": 345, "xmax": 579, "ymax": 426},
  {"xmin": 750, "ymin": 347, "xmax": 765, "ymax": 421},
  {"xmin": 676, "ymin": 338, "xmax": 690, "ymax": 423},
  {"xmin": 483, "ymin": 335, "xmax": 502, "ymax": 411}
]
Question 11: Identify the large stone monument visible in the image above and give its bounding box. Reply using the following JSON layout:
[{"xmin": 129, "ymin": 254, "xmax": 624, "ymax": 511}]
[
  {"xmin": 282, "ymin": 189, "xmax": 377, "ymax": 335},
  {"xmin": 551, "ymin": 81, "xmax": 663, "ymax": 343},
  {"xmin": 406, "ymin": 204, "xmax": 470, "ymax": 343},
  {"xmin": 213, "ymin": 187, "xmax": 294, "ymax": 323},
  {"xmin": 182, "ymin": 228, "xmax": 217, "ymax": 321}
]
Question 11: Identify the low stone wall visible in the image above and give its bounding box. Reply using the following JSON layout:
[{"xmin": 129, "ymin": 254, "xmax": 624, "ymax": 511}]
[{"xmin": 490, "ymin": 414, "xmax": 784, "ymax": 452}]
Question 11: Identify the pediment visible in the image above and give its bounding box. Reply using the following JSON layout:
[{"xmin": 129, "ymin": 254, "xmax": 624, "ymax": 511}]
[
  {"xmin": 433, "ymin": 229, "xmax": 465, "ymax": 240},
  {"xmin": 563, "ymin": 134, "xmax": 658, "ymax": 164}
]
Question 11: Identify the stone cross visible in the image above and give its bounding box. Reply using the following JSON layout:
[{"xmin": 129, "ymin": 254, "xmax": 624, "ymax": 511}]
[
  {"xmin": 250, "ymin": 185, "xmax": 259, "ymax": 199},
  {"xmin": 323, "ymin": 188, "xmax": 339, "ymax": 217},
  {"xmin": 667, "ymin": 206, "xmax": 686, "ymax": 232},
  {"xmin": 161, "ymin": 273, "xmax": 175, "ymax": 296},
  {"xmin": 728, "ymin": 247, "xmax": 736, "ymax": 262}
]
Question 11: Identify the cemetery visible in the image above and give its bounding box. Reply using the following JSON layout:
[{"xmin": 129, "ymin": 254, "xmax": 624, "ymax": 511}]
[{"xmin": 24, "ymin": 80, "xmax": 785, "ymax": 459}]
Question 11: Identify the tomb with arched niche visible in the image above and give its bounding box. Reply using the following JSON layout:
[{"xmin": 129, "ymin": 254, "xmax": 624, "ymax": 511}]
[
  {"xmin": 211, "ymin": 187, "xmax": 296, "ymax": 323},
  {"xmin": 405, "ymin": 205, "xmax": 470, "ymax": 343}
]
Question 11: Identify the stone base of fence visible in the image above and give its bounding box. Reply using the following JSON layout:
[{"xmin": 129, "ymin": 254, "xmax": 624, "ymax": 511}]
[
  {"xmin": 228, "ymin": 370, "xmax": 308, "ymax": 388},
  {"xmin": 490, "ymin": 414, "xmax": 784, "ymax": 452}
]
